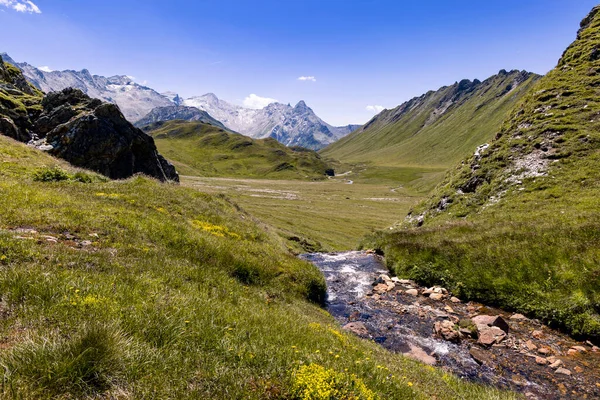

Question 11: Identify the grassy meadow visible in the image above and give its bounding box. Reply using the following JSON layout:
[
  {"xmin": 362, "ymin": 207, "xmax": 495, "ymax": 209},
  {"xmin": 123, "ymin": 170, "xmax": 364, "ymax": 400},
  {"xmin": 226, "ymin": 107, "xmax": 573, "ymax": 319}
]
[
  {"xmin": 182, "ymin": 174, "xmax": 424, "ymax": 252},
  {"xmin": 0, "ymin": 134, "xmax": 517, "ymax": 399}
]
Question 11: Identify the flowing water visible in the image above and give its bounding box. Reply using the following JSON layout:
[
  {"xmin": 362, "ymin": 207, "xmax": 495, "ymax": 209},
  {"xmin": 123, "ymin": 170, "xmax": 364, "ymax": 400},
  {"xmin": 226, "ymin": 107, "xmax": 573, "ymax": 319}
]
[{"xmin": 300, "ymin": 251, "xmax": 600, "ymax": 400}]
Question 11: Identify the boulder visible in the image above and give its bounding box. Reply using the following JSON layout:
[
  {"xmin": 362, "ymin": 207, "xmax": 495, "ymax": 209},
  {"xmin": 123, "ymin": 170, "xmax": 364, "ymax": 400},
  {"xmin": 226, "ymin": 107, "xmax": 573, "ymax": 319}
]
[
  {"xmin": 472, "ymin": 315, "xmax": 509, "ymax": 334},
  {"xmin": 342, "ymin": 322, "xmax": 369, "ymax": 336},
  {"xmin": 549, "ymin": 359, "xmax": 563, "ymax": 369},
  {"xmin": 40, "ymin": 90, "xmax": 178, "ymax": 182},
  {"xmin": 434, "ymin": 320, "xmax": 460, "ymax": 342},
  {"xmin": 555, "ymin": 367, "xmax": 572, "ymax": 376},
  {"xmin": 537, "ymin": 347, "xmax": 552, "ymax": 355},
  {"xmin": 429, "ymin": 293, "xmax": 444, "ymax": 301},
  {"xmin": 469, "ymin": 347, "xmax": 493, "ymax": 365},
  {"xmin": 477, "ymin": 327, "xmax": 507, "ymax": 346},
  {"xmin": 405, "ymin": 344, "xmax": 437, "ymax": 365},
  {"xmin": 535, "ymin": 357, "xmax": 548, "ymax": 365},
  {"xmin": 373, "ymin": 283, "xmax": 390, "ymax": 294}
]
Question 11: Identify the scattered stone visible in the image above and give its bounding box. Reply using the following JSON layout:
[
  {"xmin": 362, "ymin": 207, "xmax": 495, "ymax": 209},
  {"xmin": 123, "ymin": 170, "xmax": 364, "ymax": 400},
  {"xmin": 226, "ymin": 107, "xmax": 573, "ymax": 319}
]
[
  {"xmin": 80, "ymin": 240, "xmax": 93, "ymax": 247},
  {"xmin": 422, "ymin": 288, "xmax": 434, "ymax": 295},
  {"xmin": 524, "ymin": 340, "xmax": 537, "ymax": 352},
  {"xmin": 537, "ymin": 347, "xmax": 552, "ymax": 356},
  {"xmin": 532, "ymin": 330, "xmax": 543, "ymax": 339},
  {"xmin": 478, "ymin": 327, "xmax": 507, "ymax": 346},
  {"xmin": 444, "ymin": 306, "xmax": 456, "ymax": 314},
  {"xmin": 574, "ymin": 366, "xmax": 584, "ymax": 373},
  {"xmin": 342, "ymin": 322, "xmax": 369, "ymax": 336},
  {"xmin": 434, "ymin": 320, "xmax": 460, "ymax": 342},
  {"xmin": 433, "ymin": 287, "xmax": 444, "ymax": 294},
  {"xmin": 469, "ymin": 347, "xmax": 493, "ymax": 365},
  {"xmin": 555, "ymin": 367, "xmax": 572, "ymax": 376},
  {"xmin": 373, "ymin": 283, "xmax": 389, "ymax": 294},
  {"xmin": 572, "ymin": 346, "xmax": 587, "ymax": 353},
  {"xmin": 535, "ymin": 356, "xmax": 549, "ymax": 365},
  {"xmin": 375, "ymin": 274, "xmax": 391, "ymax": 284},
  {"xmin": 592, "ymin": 346, "xmax": 600, "ymax": 353},
  {"xmin": 429, "ymin": 293, "xmax": 444, "ymax": 301},
  {"xmin": 546, "ymin": 356, "xmax": 557, "ymax": 363},
  {"xmin": 450, "ymin": 297, "xmax": 461, "ymax": 303},
  {"xmin": 472, "ymin": 315, "xmax": 509, "ymax": 334},
  {"xmin": 391, "ymin": 277, "xmax": 401, "ymax": 283},
  {"xmin": 46, "ymin": 238, "xmax": 58, "ymax": 243},
  {"xmin": 405, "ymin": 289, "xmax": 419, "ymax": 296},
  {"xmin": 405, "ymin": 344, "xmax": 437, "ymax": 365},
  {"xmin": 89, "ymin": 233, "xmax": 99, "ymax": 238},
  {"xmin": 567, "ymin": 349, "xmax": 579, "ymax": 356},
  {"xmin": 398, "ymin": 279, "xmax": 412, "ymax": 285},
  {"xmin": 549, "ymin": 359, "xmax": 563, "ymax": 369},
  {"xmin": 510, "ymin": 313, "xmax": 528, "ymax": 321}
]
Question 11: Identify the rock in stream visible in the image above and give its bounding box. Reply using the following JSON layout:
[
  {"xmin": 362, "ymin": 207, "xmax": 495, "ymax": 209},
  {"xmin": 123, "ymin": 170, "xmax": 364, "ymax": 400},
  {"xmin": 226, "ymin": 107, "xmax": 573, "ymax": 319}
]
[{"xmin": 300, "ymin": 251, "xmax": 600, "ymax": 400}]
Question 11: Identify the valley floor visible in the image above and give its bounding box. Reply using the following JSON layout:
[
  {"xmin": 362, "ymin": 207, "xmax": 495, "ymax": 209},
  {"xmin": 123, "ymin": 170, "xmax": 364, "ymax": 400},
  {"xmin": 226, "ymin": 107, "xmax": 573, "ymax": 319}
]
[{"xmin": 182, "ymin": 175, "xmax": 424, "ymax": 251}]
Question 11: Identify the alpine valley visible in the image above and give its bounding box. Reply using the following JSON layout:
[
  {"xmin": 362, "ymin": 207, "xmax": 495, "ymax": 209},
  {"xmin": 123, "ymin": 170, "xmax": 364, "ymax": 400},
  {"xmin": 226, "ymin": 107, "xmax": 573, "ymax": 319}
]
[{"xmin": 0, "ymin": 3, "xmax": 599, "ymax": 400}]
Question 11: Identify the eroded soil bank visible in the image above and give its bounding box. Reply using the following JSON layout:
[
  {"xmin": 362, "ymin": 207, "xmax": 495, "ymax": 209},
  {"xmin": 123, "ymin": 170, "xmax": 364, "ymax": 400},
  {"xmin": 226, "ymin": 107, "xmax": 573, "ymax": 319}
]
[{"xmin": 300, "ymin": 251, "xmax": 600, "ymax": 400}]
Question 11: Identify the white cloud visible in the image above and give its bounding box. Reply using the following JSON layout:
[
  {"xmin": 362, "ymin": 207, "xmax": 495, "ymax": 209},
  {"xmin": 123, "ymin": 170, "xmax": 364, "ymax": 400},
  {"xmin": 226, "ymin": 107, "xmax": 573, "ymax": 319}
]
[
  {"xmin": 366, "ymin": 105, "xmax": 385, "ymax": 114},
  {"xmin": 0, "ymin": 0, "xmax": 41, "ymax": 13},
  {"xmin": 38, "ymin": 66, "xmax": 53, "ymax": 72},
  {"xmin": 243, "ymin": 93, "xmax": 278, "ymax": 109},
  {"xmin": 298, "ymin": 76, "xmax": 316, "ymax": 82}
]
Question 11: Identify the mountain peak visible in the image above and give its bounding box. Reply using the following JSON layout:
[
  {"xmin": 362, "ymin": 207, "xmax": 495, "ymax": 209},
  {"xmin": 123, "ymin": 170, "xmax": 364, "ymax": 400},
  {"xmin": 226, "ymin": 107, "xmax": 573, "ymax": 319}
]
[{"xmin": 294, "ymin": 100, "xmax": 311, "ymax": 112}]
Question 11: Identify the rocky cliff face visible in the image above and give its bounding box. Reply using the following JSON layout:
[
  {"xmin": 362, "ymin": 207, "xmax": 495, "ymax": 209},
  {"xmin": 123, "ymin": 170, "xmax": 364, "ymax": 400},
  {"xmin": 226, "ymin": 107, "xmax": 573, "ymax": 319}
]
[
  {"xmin": 1, "ymin": 53, "xmax": 174, "ymax": 123},
  {"xmin": 0, "ymin": 55, "xmax": 178, "ymax": 182},
  {"xmin": 183, "ymin": 93, "xmax": 359, "ymax": 150}
]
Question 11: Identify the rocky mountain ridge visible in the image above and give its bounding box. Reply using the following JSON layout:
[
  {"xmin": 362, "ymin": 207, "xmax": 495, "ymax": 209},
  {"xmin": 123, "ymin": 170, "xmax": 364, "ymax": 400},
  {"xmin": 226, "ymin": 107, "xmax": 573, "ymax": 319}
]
[
  {"xmin": 322, "ymin": 70, "xmax": 541, "ymax": 169},
  {"xmin": 0, "ymin": 55, "xmax": 178, "ymax": 182},
  {"xmin": 183, "ymin": 93, "xmax": 360, "ymax": 150},
  {"xmin": 1, "ymin": 53, "xmax": 173, "ymax": 123}
]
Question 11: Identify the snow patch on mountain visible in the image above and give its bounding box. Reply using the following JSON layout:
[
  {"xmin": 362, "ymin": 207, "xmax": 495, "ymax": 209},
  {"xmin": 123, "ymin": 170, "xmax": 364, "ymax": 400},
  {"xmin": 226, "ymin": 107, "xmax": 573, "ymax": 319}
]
[{"xmin": 1, "ymin": 53, "xmax": 173, "ymax": 122}]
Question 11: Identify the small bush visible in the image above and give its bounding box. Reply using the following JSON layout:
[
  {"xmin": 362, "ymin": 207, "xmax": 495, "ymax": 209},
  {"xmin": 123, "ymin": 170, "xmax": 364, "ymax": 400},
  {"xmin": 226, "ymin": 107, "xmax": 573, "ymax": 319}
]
[
  {"xmin": 32, "ymin": 166, "xmax": 71, "ymax": 182},
  {"xmin": 32, "ymin": 167, "xmax": 103, "ymax": 183}
]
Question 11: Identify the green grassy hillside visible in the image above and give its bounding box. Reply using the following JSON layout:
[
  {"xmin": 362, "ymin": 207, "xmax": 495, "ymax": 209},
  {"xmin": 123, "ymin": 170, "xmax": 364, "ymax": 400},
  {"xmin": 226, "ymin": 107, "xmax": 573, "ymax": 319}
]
[
  {"xmin": 321, "ymin": 71, "xmax": 540, "ymax": 179},
  {"xmin": 142, "ymin": 120, "xmax": 334, "ymax": 180},
  {"xmin": 0, "ymin": 135, "xmax": 515, "ymax": 399},
  {"xmin": 366, "ymin": 6, "xmax": 600, "ymax": 340}
]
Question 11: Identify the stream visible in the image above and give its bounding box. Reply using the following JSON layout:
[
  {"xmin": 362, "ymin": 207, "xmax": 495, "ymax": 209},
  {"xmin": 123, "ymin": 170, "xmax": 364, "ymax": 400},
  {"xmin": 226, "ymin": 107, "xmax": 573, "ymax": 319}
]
[{"xmin": 300, "ymin": 251, "xmax": 600, "ymax": 400}]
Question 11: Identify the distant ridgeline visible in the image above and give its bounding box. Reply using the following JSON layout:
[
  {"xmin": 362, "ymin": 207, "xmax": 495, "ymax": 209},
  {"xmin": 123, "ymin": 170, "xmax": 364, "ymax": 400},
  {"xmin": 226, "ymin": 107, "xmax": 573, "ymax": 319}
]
[
  {"xmin": 322, "ymin": 70, "xmax": 540, "ymax": 170},
  {"xmin": 3, "ymin": 53, "xmax": 360, "ymax": 151},
  {"xmin": 366, "ymin": 6, "xmax": 600, "ymax": 340},
  {"xmin": 0, "ymin": 55, "xmax": 178, "ymax": 182},
  {"xmin": 140, "ymin": 120, "xmax": 334, "ymax": 180}
]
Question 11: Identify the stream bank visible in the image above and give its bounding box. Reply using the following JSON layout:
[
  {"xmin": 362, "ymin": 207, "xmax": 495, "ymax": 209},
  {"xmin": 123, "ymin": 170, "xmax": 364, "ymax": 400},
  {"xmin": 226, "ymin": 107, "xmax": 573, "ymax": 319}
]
[{"xmin": 300, "ymin": 251, "xmax": 600, "ymax": 400}]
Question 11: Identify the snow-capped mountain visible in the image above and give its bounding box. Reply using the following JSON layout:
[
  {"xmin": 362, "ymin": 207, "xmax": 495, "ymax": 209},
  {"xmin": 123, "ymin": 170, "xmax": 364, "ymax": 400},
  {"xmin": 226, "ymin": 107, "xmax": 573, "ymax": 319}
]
[
  {"xmin": 134, "ymin": 106, "xmax": 226, "ymax": 130},
  {"xmin": 183, "ymin": 93, "xmax": 360, "ymax": 150},
  {"xmin": 1, "ymin": 53, "xmax": 173, "ymax": 123}
]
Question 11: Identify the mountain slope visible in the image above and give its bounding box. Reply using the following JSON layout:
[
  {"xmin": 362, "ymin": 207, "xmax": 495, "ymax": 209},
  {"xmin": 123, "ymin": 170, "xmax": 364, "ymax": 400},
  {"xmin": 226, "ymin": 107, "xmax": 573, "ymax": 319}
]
[
  {"xmin": 183, "ymin": 93, "xmax": 359, "ymax": 150},
  {"xmin": 141, "ymin": 120, "xmax": 334, "ymax": 180},
  {"xmin": 322, "ymin": 70, "xmax": 540, "ymax": 170},
  {"xmin": 2, "ymin": 53, "xmax": 173, "ymax": 122},
  {"xmin": 134, "ymin": 105, "xmax": 226, "ymax": 129},
  {"xmin": 367, "ymin": 6, "xmax": 600, "ymax": 340},
  {"xmin": 0, "ymin": 134, "xmax": 510, "ymax": 399}
]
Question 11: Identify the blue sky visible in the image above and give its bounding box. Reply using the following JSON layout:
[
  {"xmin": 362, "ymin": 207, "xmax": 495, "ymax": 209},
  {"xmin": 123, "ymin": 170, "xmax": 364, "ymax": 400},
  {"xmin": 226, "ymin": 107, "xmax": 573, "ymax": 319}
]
[{"xmin": 1, "ymin": 0, "xmax": 597, "ymax": 125}]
